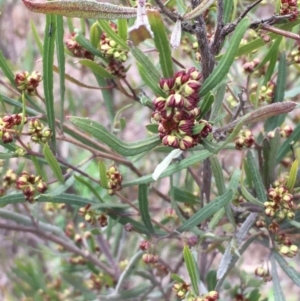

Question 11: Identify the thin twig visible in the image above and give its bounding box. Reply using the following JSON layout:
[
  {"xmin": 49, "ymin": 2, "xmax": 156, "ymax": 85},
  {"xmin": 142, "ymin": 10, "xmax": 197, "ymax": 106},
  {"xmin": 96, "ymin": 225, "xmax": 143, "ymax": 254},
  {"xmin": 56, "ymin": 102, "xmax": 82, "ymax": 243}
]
[
  {"xmin": 0, "ymin": 222, "xmax": 116, "ymax": 277},
  {"xmin": 210, "ymin": 0, "xmax": 224, "ymax": 55},
  {"xmin": 152, "ymin": 0, "xmax": 195, "ymax": 33},
  {"xmin": 260, "ymin": 23, "xmax": 300, "ymax": 41}
]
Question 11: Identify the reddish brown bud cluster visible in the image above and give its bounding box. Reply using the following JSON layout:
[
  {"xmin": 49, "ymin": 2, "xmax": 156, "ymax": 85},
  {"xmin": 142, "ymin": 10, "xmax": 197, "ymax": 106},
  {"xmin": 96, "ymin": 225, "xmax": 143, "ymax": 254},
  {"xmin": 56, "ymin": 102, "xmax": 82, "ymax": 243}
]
[
  {"xmin": 142, "ymin": 253, "xmax": 159, "ymax": 264},
  {"xmin": 232, "ymin": 294, "xmax": 250, "ymax": 301},
  {"xmin": 78, "ymin": 204, "xmax": 108, "ymax": 227},
  {"xmin": 139, "ymin": 240, "xmax": 151, "ymax": 251},
  {"xmin": 86, "ymin": 273, "xmax": 103, "ymax": 291},
  {"xmin": 100, "ymin": 22, "xmax": 128, "ymax": 62},
  {"xmin": 69, "ymin": 255, "xmax": 86, "ymax": 265},
  {"xmin": 268, "ymin": 125, "xmax": 293, "ymax": 139},
  {"xmin": 264, "ymin": 185, "xmax": 294, "ymax": 219},
  {"xmin": 254, "ymin": 267, "xmax": 272, "ymax": 282},
  {"xmin": 152, "ymin": 68, "xmax": 212, "ymax": 150},
  {"xmin": 106, "ymin": 165, "xmax": 122, "ymax": 195},
  {"xmin": 65, "ymin": 33, "xmax": 94, "ymax": 60},
  {"xmin": 172, "ymin": 282, "xmax": 190, "ymax": 300},
  {"xmin": 0, "ymin": 169, "xmax": 17, "ymax": 197},
  {"xmin": 28, "ymin": 118, "xmax": 52, "ymax": 144},
  {"xmin": 15, "ymin": 171, "xmax": 47, "ymax": 203},
  {"xmin": 106, "ymin": 60, "xmax": 126, "ymax": 78},
  {"xmin": 250, "ymin": 81, "xmax": 276, "ymax": 103},
  {"xmin": 280, "ymin": 0, "xmax": 299, "ymax": 21},
  {"xmin": 275, "ymin": 233, "xmax": 298, "ymax": 258},
  {"xmin": 234, "ymin": 129, "xmax": 254, "ymax": 150},
  {"xmin": 0, "ymin": 113, "xmax": 27, "ymax": 144},
  {"xmin": 192, "ymin": 291, "xmax": 219, "ymax": 301},
  {"xmin": 15, "ymin": 71, "xmax": 42, "ymax": 95},
  {"xmin": 242, "ymin": 58, "xmax": 259, "ymax": 73}
]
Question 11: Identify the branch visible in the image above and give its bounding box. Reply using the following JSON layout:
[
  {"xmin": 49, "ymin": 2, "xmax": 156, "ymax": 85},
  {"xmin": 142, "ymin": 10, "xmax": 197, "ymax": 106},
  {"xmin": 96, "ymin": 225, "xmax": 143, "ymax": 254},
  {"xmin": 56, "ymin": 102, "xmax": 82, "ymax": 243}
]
[
  {"xmin": 152, "ymin": 0, "xmax": 195, "ymax": 33},
  {"xmin": 210, "ymin": 0, "xmax": 224, "ymax": 55},
  {"xmin": 192, "ymin": 2, "xmax": 215, "ymax": 78},
  {"xmin": 0, "ymin": 222, "xmax": 116, "ymax": 277},
  {"xmin": 212, "ymin": 0, "xmax": 263, "ymax": 54}
]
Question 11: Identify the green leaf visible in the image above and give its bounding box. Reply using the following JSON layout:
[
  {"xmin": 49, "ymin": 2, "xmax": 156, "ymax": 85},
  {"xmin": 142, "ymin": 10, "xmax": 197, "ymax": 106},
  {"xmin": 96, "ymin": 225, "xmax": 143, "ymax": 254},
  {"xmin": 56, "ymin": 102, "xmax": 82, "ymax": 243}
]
[
  {"xmin": 43, "ymin": 143, "xmax": 64, "ymax": 183},
  {"xmin": 177, "ymin": 189, "xmax": 233, "ymax": 232},
  {"xmin": 0, "ymin": 49, "xmax": 15, "ymax": 85},
  {"xmin": 138, "ymin": 184, "xmax": 155, "ymax": 235},
  {"xmin": 93, "ymin": 74, "xmax": 115, "ymax": 123},
  {"xmin": 223, "ymin": 0, "xmax": 233, "ymax": 23},
  {"xmin": 257, "ymin": 37, "xmax": 282, "ymax": 85},
  {"xmin": 200, "ymin": 18, "xmax": 250, "ymax": 96},
  {"xmin": 109, "ymin": 215, "xmax": 151, "ymax": 235},
  {"xmin": 98, "ymin": 161, "xmax": 109, "ymax": 189},
  {"xmin": 270, "ymin": 252, "xmax": 286, "ymax": 301},
  {"xmin": 210, "ymin": 155, "xmax": 225, "ymax": 194},
  {"xmin": 137, "ymin": 62, "xmax": 165, "ymax": 97},
  {"xmin": 183, "ymin": 245, "xmax": 199, "ymax": 295},
  {"xmin": 172, "ymin": 187, "xmax": 200, "ymax": 205},
  {"xmin": 75, "ymin": 31, "xmax": 105, "ymax": 58},
  {"xmin": 69, "ymin": 116, "xmax": 161, "ymax": 156},
  {"xmin": 210, "ymin": 83, "xmax": 226, "ymax": 122},
  {"xmin": 199, "ymin": 92, "xmax": 215, "ymax": 119},
  {"xmin": 235, "ymin": 20, "xmax": 300, "ymax": 57},
  {"xmin": 171, "ymin": 273, "xmax": 185, "ymax": 283},
  {"xmin": 98, "ymin": 20, "xmax": 129, "ymax": 50},
  {"xmin": 264, "ymin": 52, "xmax": 287, "ymax": 131},
  {"xmin": 56, "ymin": 15, "xmax": 66, "ymax": 129},
  {"xmin": 146, "ymin": 124, "xmax": 159, "ymax": 134},
  {"xmin": 206, "ymin": 270, "xmax": 217, "ymax": 291},
  {"xmin": 0, "ymin": 193, "xmax": 97, "ymax": 207},
  {"xmin": 0, "ymin": 152, "xmax": 16, "ymax": 159},
  {"xmin": 246, "ymin": 151, "xmax": 267, "ymax": 203},
  {"xmin": 43, "ymin": 14, "xmax": 57, "ymax": 150},
  {"xmin": 79, "ymin": 59, "xmax": 115, "ymax": 79},
  {"xmin": 90, "ymin": 21, "xmax": 102, "ymax": 48},
  {"xmin": 256, "ymin": 36, "xmax": 281, "ymax": 73},
  {"xmin": 30, "ymin": 20, "xmax": 43, "ymax": 54},
  {"xmin": 118, "ymin": 19, "xmax": 128, "ymax": 41},
  {"xmin": 274, "ymin": 252, "xmax": 300, "ymax": 287},
  {"xmin": 74, "ymin": 175, "xmax": 104, "ymax": 203},
  {"xmin": 130, "ymin": 45, "xmax": 162, "ymax": 81},
  {"xmin": 148, "ymin": 10, "xmax": 173, "ymax": 78},
  {"xmin": 286, "ymin": 159, "xmax": 298, "ymax": 192},
  {"xmin": 123, "ymin": 150, "xmax": 211, "ymax": 186}
]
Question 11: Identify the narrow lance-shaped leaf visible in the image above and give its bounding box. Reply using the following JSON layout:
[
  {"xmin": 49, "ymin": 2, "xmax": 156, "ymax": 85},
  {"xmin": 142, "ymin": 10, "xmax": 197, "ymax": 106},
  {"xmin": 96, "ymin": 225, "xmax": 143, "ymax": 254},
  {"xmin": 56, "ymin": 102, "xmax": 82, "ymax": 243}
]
[
  {"xmin": 177, "ymin": 189, "xmax": 233, "ymax": 232},
  {"xmin": 79, "ymin": 59, "xmax": 115, "ymax": 79},
  {"xmin": 43, "ymin": 143, "xmax": 64, "ymax": 183},
  {"xmin": 137, "ymin": 62, "xmax": 166, "ymax": 97},
  {"xmin": 147, "ymin": 10, "xmax": 173, "ymax": 78},
  {"xmin": 75, "ymin": 32, "xmax": 105, "ymax": 58},
  {"xmin": 286, "ymin": 159, "xmax": 298, "ymax": 192},
  {"xmin": 43, "ymin": 14, "xmax": 57, "ymax": 150},
  {"xmin": 264, "ymin": 52, "xmax": 287, "ymax": 131},
  {"xmin": 69, "ymin": 116, "xmax": 161, "ymax": 157},
  {"xmin": 200, "ymin": 18, "xmax": 250, "ymax": 96},
  {"xmin": 98, "ymin": 161, "xmax": 108, "ymax": 189},
  {"xmin": 270, "ymin": 252, "xmax": 287, "ymax": 301},
  {"xmin": 22, "ymin": 0, "xmax": 148, "ymax": 19},
  {"xmin": 56, "ymin": 15, "xmax": 66, "ymax": 130},
  {"xmin": 183, "ymin": 245, "xmax": 200, "ymax": 295},
  {"xmin": 274, "ymin": 251, "xmax": 300, "ymax": 287},
  {"xmin": 123, "ymin": 150, "xmax": 211, "ymax": 187},
  {"xmin": 98, "ymin": 19, "xmax": 129, "ymax": 50},
  {"xmin": 138, "ymin": 184, "xmax": 155, "ymax": 235}
]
